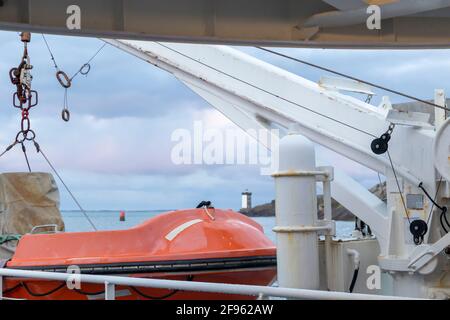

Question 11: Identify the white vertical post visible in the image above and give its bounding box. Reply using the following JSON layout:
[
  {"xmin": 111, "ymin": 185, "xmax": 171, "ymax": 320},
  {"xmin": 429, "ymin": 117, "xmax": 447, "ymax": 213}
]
[
  {"xmin": 273, "ymin": 131, "xmax": 320, "ymax": 290},
  {"xmin": 435, "ymin": 89, "xmax": 446, "ymax": 128},
  {"xmin": 321, "ymin": 167, "xmax": 334, "ymax": 291},
  {"xmin": 0, "ymin": 275, "xmax": 3, "ymax": 300},
  {"xmin": 105, "ymin": 282, "xmax": 115, "ymax": 300}
]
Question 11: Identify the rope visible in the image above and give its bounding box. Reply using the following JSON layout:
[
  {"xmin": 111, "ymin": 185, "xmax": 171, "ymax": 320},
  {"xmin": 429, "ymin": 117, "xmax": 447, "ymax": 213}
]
[
  {"xmin": 2, "ymin": 283, "xmax": 22, "ymax": 295},
  {"xmin": 420, "ymin": 180, "xmax": 449, "ymax": 233},
  {"xmin": 256, "ymin": 47, "xmax": 450, "ymax": 113},
  {"xmin": 37, "ymin": 145, "xmax": 97, "ymax": 231},
  {"xmin": 70, "ymin": 43, "xmax": 107, "ymax": 81},
  {"xmin": 42, "ymin": 34, "xmax": 107, "ymax": 79},
  {"xmin": 130, "ymin": 286, "xmax": 180, "ymax": 300},
  {"xmin": 376, "ymin": 173, "xmax": 386, "ymax": 202},
  {"xmin": 0, "ymin": 234, "xmax": 21, "ymax": 245},
  {"xmin": 387, "ymin": 151, "xmax": 410, "ymax": 224},
  {"xmin": 419, "ymin": 181, "xmax": 446, "ymax": 212},
  {"xmin": 348, "ymin": 268, "xmax": 359, "ymax": 293},
  {"xmin": 425, "ymin": 179, "xmax": 444, "ymax": 226},
  {"xmin": 21, "ymin": 282, "xmax": 66, "ymax": 297},
  {"xmin": 440, "ymin": 210, "xmax": 449, "ymax": 233},
  {"xmin": 3, "ymin": 275, "xmax": 195, "ymax": 299},
  {"xmin": 41, "ymin": 34, "xmax": 59, "ymax": 71},
  {"xmin": 21, "ymin": 143, "xmax": 31, "ymax": 172},
  {"xmin": 129, "ymin": 275, "xmax": 194, "ymax": 300},
  {"xmin": 74, "ymin": 287, "xmax": 105, "ymax": 296},
  {"xmin": 41, "ymin": 35, "xmax": 107, "ymax": 121},
  {"xmin": 2, "ymin": 33, "xmax": 95, "ymax": 231}
]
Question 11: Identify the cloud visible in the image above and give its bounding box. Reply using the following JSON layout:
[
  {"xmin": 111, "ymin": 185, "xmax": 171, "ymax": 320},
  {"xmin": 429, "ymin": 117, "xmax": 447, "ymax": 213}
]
[{"xmin": 0, "ymin": 31, "xmax": 446, "ymax": 210}]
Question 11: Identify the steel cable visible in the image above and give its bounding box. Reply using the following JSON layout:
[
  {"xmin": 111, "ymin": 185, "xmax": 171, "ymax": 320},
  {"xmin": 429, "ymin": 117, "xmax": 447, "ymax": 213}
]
[
  {"xmin": 37, "ymin": 144, "xmax": 97, "ymax": 231},
  {"xmin": 256, "ymin": 47, "xmax": 450, "ymax": 113},
  {"xmin": 156, "ymin": 42, "xmax": 377, "ymax": 138}
]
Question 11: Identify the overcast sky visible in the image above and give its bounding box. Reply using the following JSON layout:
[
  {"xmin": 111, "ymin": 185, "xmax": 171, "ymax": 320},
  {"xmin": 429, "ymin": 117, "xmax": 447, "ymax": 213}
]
[{"xmin": 0, "ymin": 31, "xmax": 448, "ymax": 210}]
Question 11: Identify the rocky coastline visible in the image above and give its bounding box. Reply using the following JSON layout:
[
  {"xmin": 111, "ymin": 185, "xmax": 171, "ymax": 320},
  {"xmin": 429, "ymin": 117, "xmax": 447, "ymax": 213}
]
[{"xmin": 240, "ymin": 182, "xmax": 386, "ymax": 221}]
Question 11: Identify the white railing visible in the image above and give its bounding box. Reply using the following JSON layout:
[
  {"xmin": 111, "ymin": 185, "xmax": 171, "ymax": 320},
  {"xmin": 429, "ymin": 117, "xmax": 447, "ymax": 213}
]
[{"xmin": 0, "ymin": 268, "xmax": 414, "ymax": 300}]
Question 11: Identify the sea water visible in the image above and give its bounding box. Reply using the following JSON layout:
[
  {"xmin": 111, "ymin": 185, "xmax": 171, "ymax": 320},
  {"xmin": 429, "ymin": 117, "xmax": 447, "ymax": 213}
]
[{"xmin": 62, "ymin": 210, "xmax": 355, "ymax": 242}]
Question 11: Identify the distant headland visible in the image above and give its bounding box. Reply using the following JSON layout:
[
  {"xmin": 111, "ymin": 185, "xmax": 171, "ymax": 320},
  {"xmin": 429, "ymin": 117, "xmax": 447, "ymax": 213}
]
[{"xmin": 239, "ymin": 182, "xmax": 386, "ymax": 221}]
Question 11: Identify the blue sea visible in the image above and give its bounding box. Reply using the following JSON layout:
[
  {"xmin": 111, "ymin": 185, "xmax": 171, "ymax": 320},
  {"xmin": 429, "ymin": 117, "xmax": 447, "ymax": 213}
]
[{"xmin": 62, "ymin": 210, "xmax": 355, "ymax": 242}]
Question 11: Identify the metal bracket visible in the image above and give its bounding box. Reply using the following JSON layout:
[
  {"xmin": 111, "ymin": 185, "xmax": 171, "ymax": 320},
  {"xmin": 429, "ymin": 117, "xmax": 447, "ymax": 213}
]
[
  {"xmin": 273, "ymin": 220, "xmax": 336, "ymax": 236},
  {"xmin": 318, "ymin": 76, "xmax": 374, "ymax": 96},
  {"xmin": 272, "ymin": 170, "xmax": 330, "ymax": 179},
  {"xmin": 29, "ymin": 224, "xmax": 59, "ymax": 234},
  {"xmin": 380, "ymin": 232, "xmax": 450, "ymax": 274},
  {"xmin": 104, "ymin": 281, "xmax": 116, "ymax": 300},
  {"xmin": 407, "ymin": 231, "xmax": 450, "ymax": 273},
  {"xmin": 384, "ymin": 109, "xmax": 433, "ymax": 128},
  {"xmin": 272, "ymin": 166, "xmax": 336, "ymax": 236},
  {"xmin": 272, "ymin": 166, "xmax": 333, "ymax": 181}
]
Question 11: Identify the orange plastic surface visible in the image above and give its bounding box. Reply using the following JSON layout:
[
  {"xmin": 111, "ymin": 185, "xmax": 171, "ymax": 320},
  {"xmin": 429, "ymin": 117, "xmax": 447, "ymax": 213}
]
[{"xmin": 8, "ymin": 209, "xmax": 276, "ymax": 268}]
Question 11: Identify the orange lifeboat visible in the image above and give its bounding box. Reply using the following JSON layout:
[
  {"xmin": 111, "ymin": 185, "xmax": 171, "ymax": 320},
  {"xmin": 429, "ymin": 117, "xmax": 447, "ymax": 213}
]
[{"xmin": 3, "ymin": 208, "xmax": 276, "ymax": 300}]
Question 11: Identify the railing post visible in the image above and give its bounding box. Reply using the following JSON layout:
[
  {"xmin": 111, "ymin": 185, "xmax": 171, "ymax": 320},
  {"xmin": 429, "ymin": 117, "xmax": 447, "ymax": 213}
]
[
  {"xmin": 318, "ymin": 166, "xmax": 334, "ymax": 291},
  {"xmin": 0, "ymin": 275, "xmax": 3, "ymax": 300},
  {"xmin": 104, "ymin": 281, "xmax": 115, "ymax": 300}
]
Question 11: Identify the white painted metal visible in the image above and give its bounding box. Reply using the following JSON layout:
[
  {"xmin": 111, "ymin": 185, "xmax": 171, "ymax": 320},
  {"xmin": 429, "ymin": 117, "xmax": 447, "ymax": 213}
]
[
  {"xmin": 318, "ymin": 76, "xmax": 374, "ymax": 96},
  {"xmin": 434, "ymin": 89, "xmax": 447, "ymax": 128},
  {"xmin": 105, "ymin": 40, "xmax": 429, "ymax": 187},
  {"xmin": 384, "ymin": 109, "xmax": 432, "ymax": 128},
  {"xmin": 105, "ymin": 282, "xmax": 115, "ymax": 300},
  {"xmin": 319, "ymin": 238, "xmax": 392, "ymax": 294},
  {"xmin": 407, "ymin": 232, "xmax": 450, "ymax": 272},
  {"xmin": 2, "ymin": 0, "xmax": 450, "ymax": 48},
  {"xmin": 273, "ymin": 131, "xmax": 319, "ymax": 290},
  {"xmin": 103, "ymin": 41, "xmax": 424, "ymax": 257},
  {"xmin": 304, "ymin": 0, "xmax": 450, "ymax": 28},
  {"xmin": 346, "ymin": 249, "xmax": 360, "ymax": 270},
  {"xmin": 331, "ymin": 170, "xmax": 389, "ymax": 253},
  {"xmin": 318, "ymin": 166, "xmax": 334, "ymax": 291},
  {"xmin": 433, "ymin": 118, "xmax": 450, "ymax": 181},
  {"xmin": 106, "ymin": 39, "xmax": 448, "ymax": 298},
  {"xmin": 0, "ymin": 268, "xmax": 413, "ymax": 300}
]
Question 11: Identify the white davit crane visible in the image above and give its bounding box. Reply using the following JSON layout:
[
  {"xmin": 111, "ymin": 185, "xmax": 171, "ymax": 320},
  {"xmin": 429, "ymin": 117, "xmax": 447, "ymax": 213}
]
[{"xmin": 105, "ymin": 39, "xmax": 450, "ymax": 299}]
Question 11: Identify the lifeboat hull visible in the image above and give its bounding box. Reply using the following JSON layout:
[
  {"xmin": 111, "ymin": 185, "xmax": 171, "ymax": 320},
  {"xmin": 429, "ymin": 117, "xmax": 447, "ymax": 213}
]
[{"xmin": 3, "ymin": 208, "xmax": 277, "ymax": 300}]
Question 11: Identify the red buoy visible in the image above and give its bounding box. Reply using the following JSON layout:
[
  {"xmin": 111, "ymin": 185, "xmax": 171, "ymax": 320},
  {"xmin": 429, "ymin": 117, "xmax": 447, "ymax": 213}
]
[{"xmin": 119, "ymin": 211, "xmax": 126, "ymax": 221}]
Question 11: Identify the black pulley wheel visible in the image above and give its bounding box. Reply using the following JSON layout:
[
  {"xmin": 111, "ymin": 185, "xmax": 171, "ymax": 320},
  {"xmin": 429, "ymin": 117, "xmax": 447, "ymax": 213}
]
[
  {"xmin": 371, "ymin": 138, "xmax": 388, "ymax": 154},
  {"xmin": 410, "ymin": 219, "xmax": 428, "ymax": 245}
]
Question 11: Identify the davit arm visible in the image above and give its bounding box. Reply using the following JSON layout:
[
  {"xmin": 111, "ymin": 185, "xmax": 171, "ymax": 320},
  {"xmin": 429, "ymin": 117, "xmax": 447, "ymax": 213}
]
[{"xmin": 105, "ymin": 39, "xmax": 449, "ymax": 273}]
